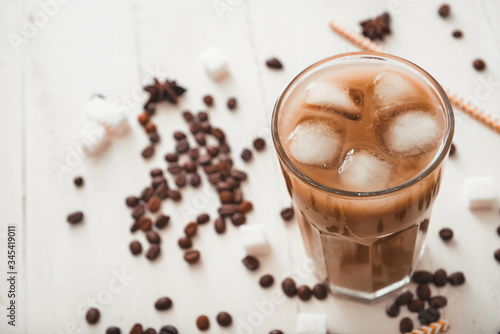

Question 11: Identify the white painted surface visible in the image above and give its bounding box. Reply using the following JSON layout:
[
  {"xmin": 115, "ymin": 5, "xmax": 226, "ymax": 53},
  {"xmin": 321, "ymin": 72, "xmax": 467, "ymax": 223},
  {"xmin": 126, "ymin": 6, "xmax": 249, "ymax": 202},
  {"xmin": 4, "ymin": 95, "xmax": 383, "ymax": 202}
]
[{"xmin": 0, "ymin": 0, "xmax": 499, "ymax": 333}]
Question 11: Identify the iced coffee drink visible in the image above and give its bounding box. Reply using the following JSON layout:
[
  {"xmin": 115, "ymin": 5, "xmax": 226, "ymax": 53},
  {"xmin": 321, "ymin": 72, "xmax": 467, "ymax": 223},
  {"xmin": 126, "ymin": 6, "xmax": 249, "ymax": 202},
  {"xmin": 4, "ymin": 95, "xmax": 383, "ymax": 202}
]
[{"xmin": 272, "ymin": 53, "xmax": 454, "ymax": 300}]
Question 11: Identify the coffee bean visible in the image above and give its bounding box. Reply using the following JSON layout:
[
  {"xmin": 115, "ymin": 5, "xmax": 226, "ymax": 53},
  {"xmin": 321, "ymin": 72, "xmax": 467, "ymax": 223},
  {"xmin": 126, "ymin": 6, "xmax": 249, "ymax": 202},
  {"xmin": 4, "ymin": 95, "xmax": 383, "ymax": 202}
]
[
  {"xmin": 237, "ymin": 201, "xmax": 253, "ymax": 213},
  {"xmin": 211, "ymin": 128, "xmax": 226, "ymax": 142},
  {"xmin": 141, "ymin": 187, "xmax": 154, "ymax": 202},
  {"xmin": 230, "ymin": 169, "xmax": 247, "ymax": 181},
  {"xmin": 184, "ymin": 160, "xmax": 197, "ymax": 173},
  {"xmin": 146, "ymin": 244, "xmax": 160, "ymax": 261},
  {"xmin": 418, "ymin": 307, "xmax": 440, "ymax": 325},
  {"xmin": 147, "ymin": 196, "xmax": 162, "ymax": 213},
  {"xmin": 473, "ymin": 58, "xmax": 486, "ymax": 71},
  {"xmin": 184, "ymin": 222, "xmax": 198, "ymax": 237},
  {"xmin": 412, "ymin": 270, "xmax": 433, "ymax": 284},
  {"xmin": 496, "ymin": 225, "xmax": 500, "ymax": 237},
  {"xmin": 312, "ymin": 284, "xmax": 328, "ymax": 300},
  {"xmin": 129, "ymin": 241, "xmax": 142, "ymax": 255},
  {"xmin": 203, "ymin": 95, "xmax": 214, "ymax": 106},
  {"xmin": 200, "ymin": 121, "xmax": 211, "ymax": 133},
  {"xmin": 189, "ymin": 173, "xmax": 201, "ymax": 187},
  {"xmin": 266, "ymin": 58, "xmax": 283, "ymax": 69},
  {"xmin": 167, "ymin": 163, "xmax": 182, "ymax": 175},
  {"xmin": 165, "ymin": 153, "xmax": 178, "ymax": 163},
  {"xmin": 174, "ymin": 174, "xmax": 186, "ymax": 188},
  {"xmin": 199, "ymin": 155, "xmax": 211, "ymax": 166},
  {"xmin": 173, "ymin": 131, "xmax": 186, "ymax": 140},
  {"xmin": 138, "ymin": 216, "xmax": 152, "ymax": 231},
  {"xmin": 214, "ymin": 217, "xmax": 226, "ymax": 234},
  {"xmin": 219, "ymin": 190, "xmax": 233, "ymax": 204},
  {"xmin": 396, "ymin": 291, "xmax": 413, "ymax": 305},
  {"xmin": 231, "ymin": 213, "xmax": 246, "ymax": 226},
  {"xmin": 159, "ymin": 325, "xmax": 177, "ymax": 334},
  {"xmin": 408, "ymin": 299, "xmax": 424, "ymax": 312},
  {"xmin": 219, "ymin": 142, "xmax": 231, "ymax": 153},
  {"xmin": 253, "ymin": 138, "xmax": 266, "ymax": 151},
  {"xmin": 216, "ymin": 312, "xmax": 232, "ymax": 327},
  {"xmin": 144, "ymin": 328, "xmax": 157, "ymax": 334},
  {"xmin": 74, "ymin": 176, "xmax": 84, "ymax": 187},
  {"xmin": 144, "ymin": 103, "xmax": 155, "ymax": 115},
  {"xmin": 197, "ymin": 111, "xmax": 209, "ymax": 121},
  {"xmin": 269, "ymin": 331, "xmax": 283, "ymax": 334},
  {"xmin": 106, "ymin": 326, "xmax": 121, "ymax": 334},
  {"xmin": 129, "ymin": 323, "xmax": 143, "ymax": 334},
  {"xmin": 126, "ymin": 196, "xmax": 139, "ymax": 207},
  {"xmin": 439, "ymin": 228, "xmax": 453, "ymax": 241},
  {"xmin": 130, "ymin": 221, "xmax": 140, "ymax": 233},
  {"xmin": 151, "ymin": 175, "xmax": 166, "ymax": 189},
  {"xmin": 429, "ymin": 296, "xmax": 447, "ymax": 309},
  {"xmin": 494, "ymin": 249, "xmax": 500, "ymax": 262},
  {"xmin": 452, "ymin": 30, "xmax": 463, "ymax": 38},
  {"xmin": 416, "ymin": 284, "xmax": 431, "ymax": 300},
  {"xmin": 433, "ymin": 269, "xmax": 448, "ymax": 286},
  {"xmin": 241, "ymin": 149, "xmax": 252, "ymax": 162},
  {"xmin": 146, "ymin": 230, "xmax": 161, "ymax": 244},
  {"xmin": 196, "ymin": 315, "xmax": 210, "ymax": 330},
  {"xmin": 233, "ymin": 189, "xmax": 243, "ymax": 204},
  {"xmin": 438, "ymin": 4, "xmax": 450, "ymax": 18},
  {"xmin": 175, "ymin": 139, "xmax": 189, "ymax": 153},
  {"xmin": 259, "ymin": 274, "xmax": 274, "ymax": 288},
  {"xmin": 142, "ymin": 145, "xmax": 155, "ymax": 159},
  {"xmin": 182, "ymin": 110, "xmax": 194, "ymax": 122},
  {"xmin": 386, "ymin": 302, "xmax": 400, "ymax": 318},
  {"xmin": 205, "ymin": 146, "xmax": 218, "ymax": 158},
  {"xmin": 150, "ymin": 168, "xmax": 163, "ymax": 177},
  {"xmin": 280, "ymin": 207, "xmax": 294, "ymax": 221},
  {"xmin": 447, "ymin": 272, "xmax": 465, "ymax": 285},
  {"xmin": 155, "ymin": 214, "xmax": 170, "ymax": 229},
  {"xmin": 67, "ymin": 211, "xmax": 84, "ymax": 224},
  {"xmin": 282, "ymin": 277, "xmax": 297, "ymax": 297},
  {"xmin": 132, "ymin": 205, "xmax": 145, "ymax": 220},
  {"xmin": 219, "ymin": 204, "xmax": 236, "ymax": 217},
  {"xmin": 189, "ymin": 121, "xmax": 200, "ymax": 134},
  {"xmin": 188, "ymin": 148, "xmax": 199, "ymax": 160},
  {"xmin": 197, "ymin": 213, "xmax": 210, "ymax": 225},
  {"xmin": 138, "ymin": 112, "xmax": 150, "ymax": 125},
  {"xmin": 297, "ymin": 285, "xmax": 312, "ymax": 301},
  {"xmin": 184, "ymin": 250, "xmax": 201, "ymax": 264},
  {"xmin": 399, "ymin": 317, "xmax": 413, "ymax": 333},
  {"xmin": 167, "ymin": 189, "xmax": 182, "ymax": 201},
  {"xmin": 85, "ymin": 308, "xmax": 100, "ymax": 324},
  {"xmin": 155, "ymin": 297, "xmax": 173, "ymax": 311},
  {"xmin": 145, "ymin": 122, "xmax": 157, "ymax": 134},
  {"xmin": 178, "ymin": 236, "xmax": 192, "ymax": 249},
  {"xmin": 195, "ymin": 133, "xmax": 206, "ymax": 146},
  {"xmin": 242, "ymin": 255, "xmax": 259, "ymax": 271},
  {"xmin": 149, "ymin": 133, "xmax": 160, "ymax": 144},
  {"xmin": 227, "ymin": 97, "xmax": 237, "ymax": 110}
]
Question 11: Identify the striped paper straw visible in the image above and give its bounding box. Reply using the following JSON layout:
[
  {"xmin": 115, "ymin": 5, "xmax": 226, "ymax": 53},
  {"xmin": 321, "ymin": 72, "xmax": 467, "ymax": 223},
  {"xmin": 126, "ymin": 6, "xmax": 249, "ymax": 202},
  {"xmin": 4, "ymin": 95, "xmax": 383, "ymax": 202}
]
[{"xmin": 407, "ymin": 319, "xmax": 450, "ymax": 334}]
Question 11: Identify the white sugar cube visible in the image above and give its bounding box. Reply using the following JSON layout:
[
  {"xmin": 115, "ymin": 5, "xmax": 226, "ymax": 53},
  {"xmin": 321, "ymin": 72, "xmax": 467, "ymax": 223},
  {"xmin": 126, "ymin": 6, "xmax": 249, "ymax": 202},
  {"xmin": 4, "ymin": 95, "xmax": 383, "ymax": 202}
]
[
  {"xmin": 296, "ymin": 313, "xmax": 327, "ymax": 334},
  {"xmin": 84, "ymin": 96, "xmax": 129, "ymax": 135},
  {"xmin": 240, "ymin": 224, "xmax": 270, "ymax": 256},
  {"xmin": 200, "ymin": 47, "xmax": 229, "ymax": 80},
  {"xmin": 84, "ymin": 95, "xmax": 110, "ymax": 122},
  {"xmin": 464, "ymin": 177, "xmax": 497, "ymax": 210},
  {"xmin": 101, "ymin": 109, "xmax": 129, "ymax": 136},
  {"xmin": 77, "ymin": 122, "xmax": 109, "ymax": 155}
]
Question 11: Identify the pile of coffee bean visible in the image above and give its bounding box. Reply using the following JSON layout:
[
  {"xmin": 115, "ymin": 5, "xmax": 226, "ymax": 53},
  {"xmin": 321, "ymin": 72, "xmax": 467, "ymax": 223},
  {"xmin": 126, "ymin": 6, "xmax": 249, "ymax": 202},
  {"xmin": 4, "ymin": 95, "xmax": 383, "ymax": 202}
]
[
  {"xmin": 281, "ymin": 277, "xmax": 328, "ymax": 301},
  {"xmin": 386, "ymin": 269, "xmax": 465, "ymax": 333}
]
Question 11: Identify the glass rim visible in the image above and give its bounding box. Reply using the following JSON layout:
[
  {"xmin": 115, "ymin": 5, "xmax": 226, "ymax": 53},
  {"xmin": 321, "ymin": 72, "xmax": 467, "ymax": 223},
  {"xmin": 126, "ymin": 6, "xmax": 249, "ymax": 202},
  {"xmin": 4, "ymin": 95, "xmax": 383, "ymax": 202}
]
[{"xmin": 271, "ymin": 51, "xmax": 455, "ymax": 198}]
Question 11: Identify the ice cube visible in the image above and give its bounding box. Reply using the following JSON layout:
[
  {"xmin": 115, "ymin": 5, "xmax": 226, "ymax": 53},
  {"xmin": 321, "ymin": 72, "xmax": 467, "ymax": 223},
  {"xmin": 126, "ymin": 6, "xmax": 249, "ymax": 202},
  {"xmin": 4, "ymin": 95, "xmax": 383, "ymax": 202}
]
[
  {"xmin": 287, "ymin": 119, "xmax": 344, "ymax": 168},
  {"xmin": 305, "ymin": 81, "xmax": 363, "ymax": 120},
  {"xmin": 378, "ymin": 110, "xmax": 440, "ymax": 156},
  {"xmin": 373, "ymin": 71, "xmax": 415, "ymax": 103},
  {"xmin": 338, "ymin": 149, "xmax": 391, "ymax": 191}
]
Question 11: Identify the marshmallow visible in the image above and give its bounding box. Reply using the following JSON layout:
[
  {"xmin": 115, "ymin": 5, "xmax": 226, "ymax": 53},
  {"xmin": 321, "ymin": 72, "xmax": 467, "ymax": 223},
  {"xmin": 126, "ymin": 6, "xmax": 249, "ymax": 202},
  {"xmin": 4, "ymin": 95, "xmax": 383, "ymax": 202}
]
[
  {"xmin": 240, "ymin": 224, "xmax": 270, "ymax": 256},
  {"xmin": 77, "ymin": 122, "xmax": 109, "ymax": 155},
  {"xmin": 199, "ymin": 47, "xmax": 229, "ymax": 80},
  {"xmin": 84, "ymin": 95, "xmax": 129, "ymax": 135},
  {"xmin": 101, "ymin": 109, "xmax": 129, "ymax": 136},
  {"xmin": 296, "ymin": 313, "xmax": 328, "ymax": 334},
  {"xmin": 464, "ymin": 177, "xmax": 497, "ymax": 210},
  {"xmin": 84, "ymin": 95, "xmax": 110, "ymax": 122}
]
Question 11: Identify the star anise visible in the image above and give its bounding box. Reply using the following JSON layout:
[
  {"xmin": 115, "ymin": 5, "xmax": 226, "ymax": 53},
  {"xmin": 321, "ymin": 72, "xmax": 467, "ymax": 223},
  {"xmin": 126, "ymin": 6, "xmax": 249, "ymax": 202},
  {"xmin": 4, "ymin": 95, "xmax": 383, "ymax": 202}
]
[
  {"xmin": 360, "ymin": 12, "xmax": 391, "ymax": 41},
  {"xmin": 144, "ymin": 78, "xmax": 187, "ymax": 105}
]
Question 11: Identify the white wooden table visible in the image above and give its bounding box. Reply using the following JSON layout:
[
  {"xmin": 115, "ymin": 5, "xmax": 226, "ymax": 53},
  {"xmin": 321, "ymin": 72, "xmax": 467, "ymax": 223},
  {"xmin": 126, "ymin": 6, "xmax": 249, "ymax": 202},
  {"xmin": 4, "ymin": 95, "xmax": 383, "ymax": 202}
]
[{"xmin": 1, "ymin": 0, "xmax": 500, "ymax": 333}]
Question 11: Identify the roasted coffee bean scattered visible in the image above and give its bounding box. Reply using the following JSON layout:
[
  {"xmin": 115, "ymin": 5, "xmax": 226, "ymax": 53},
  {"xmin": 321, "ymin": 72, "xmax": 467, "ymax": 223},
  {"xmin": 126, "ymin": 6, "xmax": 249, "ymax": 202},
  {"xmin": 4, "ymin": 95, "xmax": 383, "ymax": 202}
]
[
  {"xmin": 241, "ymin": 149, "xmax": 252, "ymax": 162},
  {"xmin": 184, "ymin": 222, "xmax": 198, "ymax": 238},
  {"xmin": 242, "ymin": 255, "xmax": 259, "ymax": 271},
  {"xmin": 138, "ymin": 217, "xmax": 152, "ymax": 231},
  {"xmin": 184, "ymin": 160, "xmax": 197, "ymax": 173},
  {"xmin": 168, "ymin": 163, "xmax": 182, "ymax": 175},
  {"xmin": 203, "ymin": 95, "xmax": 214, "ymax": 106},
  {"xmin": 216, "ymin": 312, "xmax": 232, "ymax": 327},
  {"xmin": 167, "ymin": 189, "xmax": 182, "ymax": 201},
  {"xmin": 150, "ymin": 168, "xmax": 163, "ymax": 177},
  {"xmin": 197, "ymin": 213, "xmax": 210, "ymax": 225},
  {"xmin": 269, "ymin": 331, "xmax": 284, "ymax": 334},
  {"xmin": 237, "ymin": 201, "xmax": 253, "ymax": 214},
  {"xmin": 129, "ymin": 241, "xmax": 142, "ymax": 255},
  {"xmin": 266, "ymin": 58, "xmax": 283, "ymax": 69},
  {"xmin": 399, "ymin": 317, "xmax": 413, "ymax": 333},
  {"xmin": 253, "ymin": 138, "xmax": 265, "ymax": 151},
  {"xmin": 433, "ymin": 269, "xmax": 448, "ymax": 286},
  {"xmin": 195, "ymin": 133, "xmax": 206, "ymax": 146},
  {"xmin": 360, "ymin": 12, "xmax": 391, "ymax": 40},
  {"xmin": 198, "ymin": 111, "xmax": 208, "ymax": 121},
  {"xmin": 132, "ymin": 204, "xmax": 145, "ymax": 220},
  {"xmin": 282, "ymin": 277, "xmax": 297, "ymax": 297},
  {"xmin": 178, "ymin": 236, "xmax": 192, "ymax": 249},
  {"xmin": 494, "ymin": 249, "xmax": 500, "ymax": 262},
  {"xmin": 155, "ymin": 214, "xmax": 170, "ymax": 229},
  {"xmin": 74, "ymin": 176, "xmax": 84, "ymax": 187},
  {"xmin": 447, "ymin": 272, "xmax": 465, "ymax": 286},
  {"xmin": 184, "ymin": 249, "xmax": 201, "ymax": 264},
  {"xmin": 396, "ymin": 291, "xmax": 413, "ymax": 305},
  {"xmin": 214, "ymin": 217, "xmax": 226, "ymax": 234},
  {"xmin": 438, "ymin": 4, "xmax": 450, "ymax": 18},
  {"xmin": 67, "ymin": 211, "xmax": 84, "ymax": 224},
  {"xmin": 141, "ymin": 187, "xmax": 154, "ymax": 202},
  {"xmin": 280, "ymin": 207, "xmax": 294, "ymax": 221},
  {"xmin": 149, "ymin": 133, "xmax": 160, "ymax": 144},
  {"xmin": 130, "ymin": 221, "xmax": 140, "ymax": 233},
  {"xmin": 418, "ymin": 307, "xmax": 440, "ymax": 325},
  {"xmin": 147, "ymin": 196, "xmax": 162, "ymax": 213},
  {"xmin": 106, "ymin": 326, "xmax": 121, "ymax": 334},
  {"xmin": 159, "ymin": 325, "xmax": 178, "ymax": 334},
  {"xmin": 219, "ymin": 204, "xmax": 236, "ymax": 217},
  {"xmin": 85, "ymin": 308, "xmax": 100, "ymax": 324},
  {"xmin": 312, "ymin": 284, "xmax": 327, "ymax": 300},
  {"xmin": 142, "ymin": 145, "xmax": 155, "ymax": 159},
  {"xmin": 174, "ymin": 174, "xmax": 186, "ymax": 188},
  {"xmin": 227, "ymin": 97, "xmax": 237, "ymax": 110},
  {"xmin": 189, "ymin": 173, "xmax": 201, "ymax": 187},
  {"xmin": 452, "ymin": 30, "xmax": 463, "ymax": 38},
  {"xmin": 138, "ymin": 112, "xmax": 150, "ymax": 125},
  {"xmin": 496, "ymin": 225, "xmax": 500, "ymax": 237},
  {"xmin": 143, "ymin": 328, "xmax": 157, "ymax": 334},
  {"xmin": 416, "ymin": 284, "xmax": 431, "ymax": 300},
  {"xmin": 259, "ymin": 274, "xmax": 274, "ymax": 288},
  {"xmin": 473, "ymin": 58, "xmax": 486, "ymax": 71},
  {"xmin": 146, "ymin": 244, "xmax": 160, "ymax": 261},
  {"xmin": 231, "ymin": 213, "xmax": 246, "ymax": 226},
  {"xmin": 386, "ymin": 302, "xmax": 400, "ymax": 317},
  {"xmin": 429, "ymin": 296, "xmax": 447, "ymax": 309},
  {"xmin": 130, "ymin": 323, "xmax": 143, "ymax": 334},
  {"xmin": 408, "ymin": 299, "xmax": 424, "ymax": 313},
  {"xmin": 165, "ymin": 153, "xmax": 178, "ymax": 163},
  {"xmin": 196, "ymin": 315, "xmax": 210, "ymax": 330},
  {"xmin": 297, "ymin": 285, "xmax": 313, "ymax": 301},
  {"xmin": 173, "ymin": 131, "xmax": 186, "ymax": 140},
  {"xmin": 182, "ymin": 110, "xmax": 194, "ymax": 122},
  {"xmin": 126, "ymin": 196, "xmax": 140, "ymax": 207},
  {"xmin": 449, "ymin": 143, "xmax": 456, "ymax": 156},
  {"xmin": 176, "ymin": 139, "xmax": 190, "ymax": 153},
  {"xmin": 412, "ymin": 270, "xmax": 433, "ymax": 284},
  {"xmin": 439, "ymin": 228, "xmax": 453, "ymax": 241},
  {"xmin": 146, "ymin": 230, "xmax": 161, "ymax": 244},
  {"xmin": 146, "ymin": 123, "xmax": 158, "ymax": 135},
  {"xmin": 155, "ymin": 297, "xmax": 173, "ymax": 311}
]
